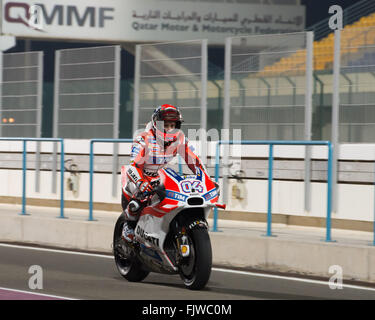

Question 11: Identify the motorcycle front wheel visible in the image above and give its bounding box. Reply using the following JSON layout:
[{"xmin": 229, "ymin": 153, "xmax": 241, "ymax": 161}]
[
  {"xmin": 113, "ymin": 213, "xmax": 149, "ymax": 282},
  {"xmin": 179, "ymin": 227, "xmax": 212, "ymax": 290}
]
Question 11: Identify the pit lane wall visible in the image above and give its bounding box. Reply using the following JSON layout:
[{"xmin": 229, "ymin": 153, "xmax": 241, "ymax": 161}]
[
  {"xmin": 0, "ymin": 139, "xmax": 374, "ymax": 225},
  {"xmin": 1, "ymin": 139, "xmax": 375, "ymax": 282},
  {"xmin": 1, "ymin": 210, "xmax": 375, "ymax": 283}
]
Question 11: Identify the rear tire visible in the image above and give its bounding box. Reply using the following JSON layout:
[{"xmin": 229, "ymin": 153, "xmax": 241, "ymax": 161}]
[
  {"xmin": 113, "ymin": 213, "xmax": 149, "ymax": 282},
  {"xmin": 179, "ymin": 228, "xmax": 212, "ymax": 290}
]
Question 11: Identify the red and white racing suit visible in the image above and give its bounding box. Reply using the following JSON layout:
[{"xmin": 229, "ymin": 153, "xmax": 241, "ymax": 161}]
[{"xmin": 121, "ymin": 122, "xmax": 208, "ymax": 221}]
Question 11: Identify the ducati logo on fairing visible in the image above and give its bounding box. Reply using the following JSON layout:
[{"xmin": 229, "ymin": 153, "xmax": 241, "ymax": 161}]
[{"xmin": 136, "ymin": 226, "xmax": 159, "ymax": 246}]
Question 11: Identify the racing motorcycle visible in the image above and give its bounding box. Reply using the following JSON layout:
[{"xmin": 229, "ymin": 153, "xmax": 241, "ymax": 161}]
[{"xmin": 113, "ymin": 167, "xmax": 225, "ymax": 290}]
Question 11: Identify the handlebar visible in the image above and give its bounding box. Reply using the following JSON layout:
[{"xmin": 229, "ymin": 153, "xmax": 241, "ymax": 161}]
[
  {"xmin": 215, "ymin": 203, "xmax": 226, "ymax": 209},
  {"xmin": 141, "ymin": 185, "xmax": 166, "ymax": 203}
]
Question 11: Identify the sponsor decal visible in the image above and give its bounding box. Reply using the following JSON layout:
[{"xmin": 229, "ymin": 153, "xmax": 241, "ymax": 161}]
[
  {"xmin": 136, "ymin": 226, "xmax": 160, "ymax": 246},
  {"xmin": 148, "ymin": 155, "xmax": 173, "ymax": 164},
  {"xmin": 4, "ymin": 1, "xmax": 114, "ymax": 30},
  {"xmin": 131, "ymin": 145, "xmax": 140, "ymax": 157},
  {"xmin": 203, "ymin": 188, "xmax": 218, "ymax": 201},
  {"xmin": 195, "ymin": 167, "xmax": 203, "ymax": 181},
  {"xmin": 2, "ymin": 1, "xmax": 305, "ymax": 44},
  {"xmin": 188, "ymin": 220, "xmax": 208, "ymax": 230},
  {"xmin": 165, "ymin": 190, "xmax": 188, "ymax": 202},
  {"xmin": 128, "ymin": 168, "xmax": 139, "ymax": 183},
  {"xmin": 164, "ymin": 168, "xmax": 183, "ymax": 182}
]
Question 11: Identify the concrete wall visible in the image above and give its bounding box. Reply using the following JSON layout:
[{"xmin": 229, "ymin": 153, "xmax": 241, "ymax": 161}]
[
  {"xmin": 211, "ymin": 231, "xmax": 375, "ymax": 282},
  {"xmin": 2, "ymin": 212, "xmax": 375, "ymax": 283}
]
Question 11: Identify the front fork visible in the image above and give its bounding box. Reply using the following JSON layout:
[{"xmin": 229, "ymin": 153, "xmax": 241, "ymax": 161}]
[
  {"xmin": 174, "ymin": 220, "xmax": 208, "ymax": 263},
  {"xmin": 176, "ymin": 229, "xmax": 190, "ymax": 259}
]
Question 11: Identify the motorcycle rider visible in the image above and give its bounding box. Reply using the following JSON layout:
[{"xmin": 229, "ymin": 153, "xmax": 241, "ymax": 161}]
[{"xmin": 121, "ymin": 104, "xmax": 209, "ymax": 243}]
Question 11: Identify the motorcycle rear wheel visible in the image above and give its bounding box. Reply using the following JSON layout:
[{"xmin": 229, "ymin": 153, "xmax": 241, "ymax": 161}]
[
  {"xmin": 179, "ymin": 227, "xmax": 212, "ymax": 290},
  {"xmin": 113, "ymin": 213, "xmax": 149, "ymax": 282}
]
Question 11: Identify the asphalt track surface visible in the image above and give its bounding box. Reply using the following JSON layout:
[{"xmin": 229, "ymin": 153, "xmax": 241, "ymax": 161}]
[{"xmin": 1, "ymin": 243, "xmax": 375, "ymax": 300}]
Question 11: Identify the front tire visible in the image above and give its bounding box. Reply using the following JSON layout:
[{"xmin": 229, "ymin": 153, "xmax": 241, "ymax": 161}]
[
  {"xmin": 113, "ymin": 213, "xmax": 149, "ymax": 282},
  {"xmin": 179, "ymin": 228, "xmax": 212, "ymax": 290}
]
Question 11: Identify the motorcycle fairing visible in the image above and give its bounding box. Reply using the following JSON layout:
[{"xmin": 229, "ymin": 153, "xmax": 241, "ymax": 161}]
[{"xmin": 134, "ymin": 167, "xmax": 219, "ymax": 273}]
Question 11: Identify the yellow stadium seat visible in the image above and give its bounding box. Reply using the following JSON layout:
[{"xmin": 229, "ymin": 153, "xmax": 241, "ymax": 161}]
[{"xmin": 254, "ymin": 11, "xmax": 375, "ymax": 78}]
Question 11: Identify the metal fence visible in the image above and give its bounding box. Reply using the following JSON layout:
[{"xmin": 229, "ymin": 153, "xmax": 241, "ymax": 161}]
[
  {"xmin": 213, "ymin": 140, "xmax": 334, "ymax": 241},
  {"xmin": 338, "ymin": 26, "xmax": 375, "ymax": 143},
  {"xmin": 0, "ymin": 137, "xmax": 65, "ymax": 218},
  {"xmin": 222, "ymin": 31, "xmax": 314, "ymax": 210},
  {"xmin": 223, "ymin": 32, "xmax": 314, "ymax": 141},
  {"xmin": 326, "ymin": 26, "xmax": 375, "ymax": 213},
  {"xmin": 1, "ymin": 51, "xmax": 43, "ymax": 138},
  {"xmin": 52, "ymin": 45, "xmax": 121, "ymax": 195},
  {"xmin": 2, "ymin": 26, "xmax": 375, "ymax": 231},
  {"xmin": 53, "ymin": 46, "xmax": 121, "ymax": 139},
  {"xmin": 133, "ymin": 40, "xmax": 208, "ymax": 136}
]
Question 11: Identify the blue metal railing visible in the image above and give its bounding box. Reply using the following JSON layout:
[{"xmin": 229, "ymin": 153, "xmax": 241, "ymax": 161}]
[
  {"xmin": 86, "ymin": 138, "xmax": 375, "ymax": 246},
  {"xmin": 88, "ymin": 138, "xmax": 133, "ymax": 221},
  {"xmin": 212, "ymin": 140, "xmax": 334, "ymax": 242},
  {"xmin": 0, "ymin": 138, "xmax": 65, "ymax": 218}
]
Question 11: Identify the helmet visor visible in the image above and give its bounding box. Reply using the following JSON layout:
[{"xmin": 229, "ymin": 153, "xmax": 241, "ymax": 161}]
[{"xmin": 154, "ymin": 120, "xmax": 180, "ymax": 144}]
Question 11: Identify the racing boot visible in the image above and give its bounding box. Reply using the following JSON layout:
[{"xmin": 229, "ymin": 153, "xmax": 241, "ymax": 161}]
[
  {"xmin": 122, "ymin": 221, "xmax": 135, "ymax": 243},
  {"xmin": 121, "ymin": 200, "xmax": 141, "ymax": 243}
]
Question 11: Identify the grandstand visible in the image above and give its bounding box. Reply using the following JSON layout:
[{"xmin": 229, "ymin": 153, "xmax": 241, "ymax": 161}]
[
  {"xmin": 259, "ymin": 12, "xmax": 375, "ymax": 75},
  {"xmin": 225, "ymin": 3, "xmax": 375, "ymax": 142}
]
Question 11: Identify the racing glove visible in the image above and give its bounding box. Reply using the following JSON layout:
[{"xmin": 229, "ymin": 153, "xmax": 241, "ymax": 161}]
[{"xmin": 137, "ymin": 180, "xmax": 153, "ymax": 196}]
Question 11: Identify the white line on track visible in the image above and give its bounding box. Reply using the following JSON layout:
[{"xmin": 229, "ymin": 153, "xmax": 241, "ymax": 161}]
[
  {"xmin": 0, "ymin": 286, "xmax": 77, "ymax": 300},
  {"xmin": 1, "ymin": 242, "xmax": 375, "ymax": 293},
  {"xmin": 0, "ymin": 243, "xmax": 112, "ymax": 258},
  {"xmin": 211, "ymin": 268, "xmax": 375, "ymax": 292}
]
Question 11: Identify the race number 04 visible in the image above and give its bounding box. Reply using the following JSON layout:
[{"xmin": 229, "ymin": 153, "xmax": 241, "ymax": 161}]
[{"xmin": 180, "ymin": 181, "xmax": 203, "ymax": 193}]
